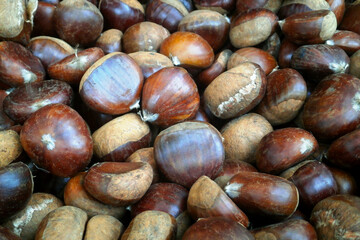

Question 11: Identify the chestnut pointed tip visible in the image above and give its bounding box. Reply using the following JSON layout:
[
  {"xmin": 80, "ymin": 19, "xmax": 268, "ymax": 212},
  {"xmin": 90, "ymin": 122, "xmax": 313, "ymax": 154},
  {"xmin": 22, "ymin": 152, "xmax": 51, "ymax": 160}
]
[
  {"xmin": 278, "ymin": 20, "xmax": 284, "ymax": 29},
  {"xmin": 138, "ymin": 109, "xmax": 159, "ymax": 123},
  {"xmin": 129, "ymin": 100, "xmax": 140, "ymax": 110}
]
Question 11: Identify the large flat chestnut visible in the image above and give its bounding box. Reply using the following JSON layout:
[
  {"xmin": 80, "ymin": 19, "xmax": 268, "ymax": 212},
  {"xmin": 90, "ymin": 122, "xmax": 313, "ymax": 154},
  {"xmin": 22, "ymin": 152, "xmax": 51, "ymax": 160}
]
[
  {"xmin": 154, "ymin": 121, "xmax": 225, "ymax": 188},
  {"xmin": 20, "ymin": 104, "xmax": 93, "ymax": 177}
]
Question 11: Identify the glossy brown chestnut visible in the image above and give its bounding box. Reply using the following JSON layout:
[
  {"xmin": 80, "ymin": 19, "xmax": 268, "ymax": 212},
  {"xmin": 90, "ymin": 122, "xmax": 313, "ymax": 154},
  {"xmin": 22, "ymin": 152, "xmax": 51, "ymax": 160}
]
[
  {"xmin": 48, "ymin": 47, "xmax": 105, "ymax": 85},
  {"xmin": 187, "ymin": 176, "xmax": 250, "ymax": 227},
  {"xmin": 160, "ymin": 32, "xmax": 214, "ymax": 70},
  {"xmin": 95, "ymin": 29, "xmax": 123, "ymax": 54},
  {"xmin": 255, "ymin": 128, "xmax": 318, "ymax": 174},
  {"xmin": 141, "ymin": 67, "xmax": 200, "ymax": 126},
  {"xmin": 291, "ymin": 44, "xmax": 350, "ymax": 82},
  {"xmin": 204, "ymin": 62, "xmax": 267, "ymax": 119},
  {"xmin": 154, "ymin": 121, "xmax": 225, "ymax": 188},
  {"xmin": 3, "ymin": 80, "xmax": 73, "ymax": 124},
  {"xmin": 236, "ymin": 0, "xmax": 282, "ymax": 13},
  {"xmin": 28, "ymin": 36, "xmax": 75, "ymax": 69},
  {"xmin": 0, "ymin": 130, "xmax": 23, "ymax": 168},
  {"xmin": 251, "ymin": 219, "xmax": 317, "ymax": 240},
  {"xmin": 79, "ymin": 52, "xmax": 143, "ymax": 115},
  {"xmin": 64, "ymin": 173, "xmax": 126, "ymax": 218},
  {"xmin": 339, "ymin": 2, "xmax": 360, "ymax": 35},
  {"xmin": 0, "ymin": 162, "xmax": 33, "ymax": 222},
  {"xmin": 100, "ymin": 0, "xmax": 145, "ymax": 32},
  {"xmin": 277, "ymin": 0, "xmax": 331, "ymax": 19},
  {"xmin": 227, "ymin": 47, "xmax": 278, "ymax": 75},
  {"xmin": 178, "ymin": 10, "xmax": 230, "ymax": 51},
  {"xmin": 326, "ymin": 0, "xmax": 345, "ymax": 25},
  {"xmin": 279, "ymin": 10, "xmax": 337, "ymax": 45},
  {"xmin": 230, "ymin": 8, "xmax": 278, "ymax": 48},
  {"xmin": 122, "ymin": 21, "xmax": 170, "ymax": 53},
  {"xmin": 350, "ymin": 49, "xmax": 360, "ymax": 78},
  {"xmin": 197, "ymin": 49, "xmax": 232, "ymax": 88},
  {"xmin": 0, "ymin": 90, "xmax": 15, "ymax": 130},
  {"xmin": 255, "ymin": 68, "xmax": 307, "ymax": 126},
  {"xmin": 20, "ymin": 104, "xmax": 93, "ymax": 177},
  {"xmin": 131, "ymin": 182, "xmax": 188, "ymax": 218},
  {"xmin": 221, "ymin": 113, "xmax": 273, "ymax": 164},
  {"xmin": 328, "ymin": 167, "xmax": 358, "ymax": 194},
  {"xmin": 193, "ymin": 0, "xmax": 235, "ymax": 14},
  {"xmin": 92, "ymin": 113, "xmax": 151, "ymax": 162},
  {"xmin": 311, "ymin": 194, "xmax": 360, "ymax": 240},
  {"xmin": 224, "ymin": 171, "xmax": 299, "ymax": 221},
  {"xmin": 84, "ymin": 162, "xmax": 153, "ymax": 206},
  {"xmin": 278, "ymin": 38, "xmax": 299, "ymax": 68},
  {"xmin": 128, "ymin": 52, "xmax": 174, "ymax": 79},
  {"xmin": 0, "ymin": 41, "xmax": 45, "ymax": 87},
  {"xmin": 146, "ymin": 0, "xmax": 189, "ymax": 33},
  {"xmin": 326, "ymin": 30, "xmax": 360, "ymax": 55},
  {"xmin": 302, "ymin": 73, "xmax": 360, "ymax": 141},
  {"xmin": 182, "ymin": 217, "xmax": 254, "ymax": 240},
  {"xmin": 54, "ymin": 0, "xmax": 103, "ymax": 46},
  {"xmin": 32, "ymin": 2, "xmax": 57, "ymax": 37}
]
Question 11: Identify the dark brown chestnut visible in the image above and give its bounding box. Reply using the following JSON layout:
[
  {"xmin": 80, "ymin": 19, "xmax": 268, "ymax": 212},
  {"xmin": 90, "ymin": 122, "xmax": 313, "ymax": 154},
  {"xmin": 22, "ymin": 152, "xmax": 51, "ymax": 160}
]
[
  {"xmin": 339, "ymin": 2, "xmax": 360, "ymax": 35},
  {"xmin": 0, "ymin": 226, "xmax": 22, "ymax": 240},
  {"xmin": 32, "ymin": 1, "xmax": 57, "ymax": 37},
  {"xmin": 278, "ymin": 38, "xmax": 299, "ymax": 69},
  {"xmin": 326, "ymin": 30, "xmax": 360, "ymax": 55},
  {"xmin": 328, "ymin": 166, "xmax": 358, "ymax": 195},
  {"xmin": 278, "ymin": 0, "xmax": 330, "ymax": 19},
  {"xmin": 350, "ymin": 49, "xmax": 360, "ymax": 78},
  {"xmin": 236, "ymin": 0, "xmax": 282, "ymax": 13},
  {"xmin": 0, "ymin": 90, "xmax": 15, "ymax": 130}
]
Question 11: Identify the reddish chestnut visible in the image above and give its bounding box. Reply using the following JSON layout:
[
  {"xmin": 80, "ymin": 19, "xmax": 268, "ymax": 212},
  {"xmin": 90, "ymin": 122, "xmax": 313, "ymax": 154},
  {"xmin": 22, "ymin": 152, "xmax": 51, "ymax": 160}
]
[
  {"xmin": 193, "ymin": 0, "xmax": 235, "ymax": 14},
  {"xmin": 326, "ymin": 30, "xmax": 360, "ymax": 55},
  {"xmin": 278, "ymin": 0, "xmax": 331, "ymax": 19},
  {"xmin": 328, "ymin": 167, "xmax": 358, "ymax": 195},
  {"xmin": 278, "ymin": 38, "xmax": 299, "ymax": 68},
  {"xmin": 95, "ymin": 29, "xmax": 123, "ymax": 54},
  {"xmin": 236, "ymin": 0, "xmax": 282, "ymax": 13},
  {"xmin": 32, "ymin": 1, "xmax": 57, "ymax": 37},
  {"xmin": 339, "ymin": 2, "xmax": 360, "ymax": 35},
  {"xmin": 20, "ymin": 104, "xmax": 93, "ymax": 177},
  {"xmin": 326, "ymin": 0, "xmax": 345, "ymax": 25}
]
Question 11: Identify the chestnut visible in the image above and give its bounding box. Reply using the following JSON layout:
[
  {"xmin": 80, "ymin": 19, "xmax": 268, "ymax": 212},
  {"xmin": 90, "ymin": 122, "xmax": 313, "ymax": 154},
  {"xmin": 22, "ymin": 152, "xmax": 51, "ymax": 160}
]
[
  {"xmin": 204, "ymin": 62, "xmax": 266, "ymax": 119},
  {"xmin": 327, "ymin": 0, "xmax": 345, "ymax": 25},
  {"xmin": 178, "ymin": 10, "xmax": 230, "ymax": 51},
  {"xmin": 278, "ymin": 38, "xmax": 299, "ymax": 69},
  {"xmin": 236, "ymin": 0, "xmax": 282, "ymax": 13},
  {"xmin": 154, "ymin": 121, "xmax": 225, "ymax": 188},
  {"xmin": 3, "ymin": 80, "xmax": 73, "ymax": 124},
  {"xmin": 0, "ymin": 90, "xmax": 15, "ymax": 130},
  {"xmin": 260, "ymin": 32, "xmax": 281, "ymax": 59},
  {"xmin": 95, "ymin": 29, "xmax": 123, "ymax": 54},
  {"xmin": 0, "ymin": 162, "xmax": 33, "ymax": 222},
  {"xmin": 79, "ymin": 52, "xmax": 143, "ymax": 115},
  {"xmin": 0, "ymin": 130, "xmax": 23, "ymax": 168},
  {"xmin": 326, "ymin": 30, "xmax": 360, "ymax": 55},
  {"xmin": 32, "ymin": 1, "xmax": 57, "ymax": 37},
  {"xmin": 141, "ymin": 67, "xmax": 200, "ymax": 126},
  {"xmin": 54, "ymin": 0, "xmax": 103, "ymax": 46},
  {"xmin": 182, "ymin": 217, "xmax": 254, "ymax": 240},
  {"xmin": 350, "ymin": 49, "xmax": 360, "ymax": 78},
  {"xmin": 0, "ymin": 226, "xmax": 21, "ymax": 240},
  {"xmin": 92, "ymin": 113, "xmax": 151, "ymax": 162},
  {"xmin": 122, "ymin": 21, "xmax": 170, "ymax": 53},
  {"xmin": 20, "ymin": 104, "xmax": 93, "ymax": 177},
  {"xmin": 278, "ymin": 0, "xmax": 331, "ymax": 19},
  {"xmin": 84, "ymin": 215, "xmax": 124, "ymax": 240},
  {"xmin": 0, "ymin": 41, "xmax": 45, "ymax": 87},
  {"xmin": 328, "ymin": 167, "xmax": 358, "ymax": 195},
  {"xmin": 339, "ymin": 2, "xmax": 360, "ymax": 35},
  {"xmin": 84, "ymin": 162, "xmax": 153, "ymax": 206},
  {"xmin": 230, "ymin": 8, "xmax": 278, "ymax": 48}
]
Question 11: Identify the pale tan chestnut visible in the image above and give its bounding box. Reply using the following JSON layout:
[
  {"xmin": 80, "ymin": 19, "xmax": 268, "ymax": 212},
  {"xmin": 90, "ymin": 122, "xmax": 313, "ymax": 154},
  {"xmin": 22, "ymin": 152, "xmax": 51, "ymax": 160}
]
[
  {"xmin": 0, "ymin": 130, "xmax": 22, "ymax": 168},
  {"xmin": 204, "ymin": 62, "xmax": 266, "ymax": 119},
  {"xmin": 92, "ymin": 113, "xmax": 151, "ymax": 162},
  {"xmin": 350, "ymin": 49, "xmax": 360, "ymax": 79},
  {"xmin": 84, "ymin": 215, "xmax": 124, "ymax": 240}
]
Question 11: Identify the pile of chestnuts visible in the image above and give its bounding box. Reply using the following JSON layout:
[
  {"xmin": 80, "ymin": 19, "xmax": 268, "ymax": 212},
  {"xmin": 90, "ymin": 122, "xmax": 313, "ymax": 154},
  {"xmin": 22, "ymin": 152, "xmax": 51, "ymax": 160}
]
[{"xmin": 1, "ymin": 0, "xmax": 360, "ymax": 239}]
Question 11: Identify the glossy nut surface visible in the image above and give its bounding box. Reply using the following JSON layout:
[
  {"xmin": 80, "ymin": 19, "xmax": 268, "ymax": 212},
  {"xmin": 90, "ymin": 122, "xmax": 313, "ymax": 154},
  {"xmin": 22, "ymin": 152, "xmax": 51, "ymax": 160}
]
[
  {"xmin": 278, "ymin": 0, "xmax": 330, "ymax": 19},
  {"xmin": 326, "ymin": 30, "xmax": 360, "ymax": 55},
  {"xmin": 95, "ymin": 29, "xmax": 123, "ymax": 54}
]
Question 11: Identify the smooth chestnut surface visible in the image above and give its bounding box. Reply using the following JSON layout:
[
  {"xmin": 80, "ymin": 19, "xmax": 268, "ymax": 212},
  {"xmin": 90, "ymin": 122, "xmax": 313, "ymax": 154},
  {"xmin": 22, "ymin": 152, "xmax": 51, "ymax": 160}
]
[
  {"xmin": 230, "ymin": 8, "xmax": 278, "ymax": 48},
  {"xmin": 0, "ymin": 90, "xmax": 15, "ymax": 130},
  {"xmin": 122, "ymin": 22, "xmax": 170, "ymax": 53},
  {"xmin": 3, "ymin": 80, "xmax": 73, "ymax": 124},
  {"xmin": 350, "ymin": 49, "xmax": 360, "ymax": 79},
  {"xmin": 160, "ymin": 32, "xmax": 214, "ymax": 70},
  {"xmin": 54, "ymin": 0, "xmax": 103, "ymax": 46},
  {"xmin": 339, "ymin": 2, "xmax": 360, "ymax": 35},
  {"xmin": 0, "ymin": 41, "xmax": 45, "ymax": 87},
  {"xmin": 0, "ymin": 162, "xmax": 33, "ymax": 222},
  {"xmin": 84, "ymin": 162, "xmax": 153, "ymax": 206},
  {"xmin": 236, "ymin": 0, "xmax": 282, "ymax": 13},
  {"xmin": 326, "ymin": 30, "xmax": 360, "ymax": 55},
  {"xmin": 178, "ymin": 10, "xmax": 230, "ymax": 51},
  {"xmin": 28, "ymin": 36, "xmax": 75, "ymax": 69},
  {"xmin": 279, "ymin": 10, "xmax": 337, "ymax": 45},
  {"xmin": 311, "ymin": 194, "xmax": 360, "ymax": 240},
  {"xmin": 131, "ymin": 182, "xmax": 188, "ymax": 218},
  {"xmin": 187, "ymin": 176, "xmax": 250, "ymax": 227},
  {"xmin": 79, "ymin": 52, "xmax": 143, "ymax": 115},
  {"xmin": 48, "ymin": 47, "xmax": 105, "ymax": 85},
  {"xmin": 328, "ymin": 166, "xmax": 358, "ymax": 195},
  {"xmin": 255, "ymin": 68, "xmax": 307, "ymax": 126},
  {"xmin": 224, "ymin": 172, "xmax": 299, "ymax": 221},
  {"xmin": 154, "ymin": 121, "xmax": 225, "ymax": 188},
  {"xmin": 193, "ymin": 0, "xmax": 235, "ymax": 14},
  {"xmin": 277, "ymin": 0, "xmax": 331, "ymax": 19},
  {"xmin": 141, "ymin": 67, "xmax": 200, "ymax": 127},
  {"xmin": 20, "ymin": 104, "xmax": 93, "ymax": 177},
  {"xmin": 327, "ymin": 0, "xmax": 345, "ymax": 25},
  {"xmin": 291, "ymin": 44, "xmax": 350, "ymax": 81},
  {"xmin": 302, "ymin": 73, "xmax": 360, "ymax": 141},
  {"xmin": 100, "ymin": 0, "xmax": 145, "ymax": 32},
  {"xmin": 251, "ymin": 219, "xmax": 317, "ymax": 240},
  {"xmin": 95, "ymin": 29, "xmax": 123, "ymax": 54},
  {"xmin": 182, "ymin": 217, "xmax": 254, "ymax": 240},
  {"xmin": 204, "ymin": 62, "xmax": 267, "ymax": 119},
  {"xmin": 32, "ymin": 1, "xmax": 57, "ymax": 37},
  {"xmin": 92, "ymin": 113, "xmax": 151, "ymax": 162},
  {"xmin": 278, "ymin": 38, "xmax": 299, "ymax": 69},
  {"xmin": 255, "ymin": 128, "xmax": 318, "ymax": 174}
]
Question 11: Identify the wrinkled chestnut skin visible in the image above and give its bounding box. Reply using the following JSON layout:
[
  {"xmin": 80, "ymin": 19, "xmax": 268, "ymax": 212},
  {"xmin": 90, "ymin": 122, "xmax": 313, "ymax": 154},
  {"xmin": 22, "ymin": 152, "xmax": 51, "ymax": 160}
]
[
  {"xmin": 0, "ymin": 162, "xmax": 33, "ymax": 222},
  {"xmin": 291, "ymin": 44, "xmax": 349, "ymax": 82},
  {"xmin": 182, "ymin": 217, "xmax": 254, "ymax": 240},
  {"xmin": 255, "ymin": 128, "xmax": 318, "ymax": 174},
  {"xmin": 278, "ymin": 38, "xmax": 299, "ymax": 69},
  {"xmin": 255, "ymin": 68, "xmax": 307, "ymax": 126},
  {"xmin": 131, "ymin": 183, "xmax": 188, "ymax": 218},
  {"xmin": 326, "ymin": 30, "xmax": 360, "ymax": 55},
  {"xmin": 311, "ymin": 194, "xmax": 360, "ymax": 240},
  {"xmin": 3, "ymin": 80, "xmax": 73, "ymax": 124},
  {"xmin": 154, "ymin": 121, "xmax": 225, "ymax": 188},
  {"xmin": 302, "ymin": 73, "xmax": 360, "ymax": 142},
  {"xmin": 20, "ymin": 104, "xmax": 93, "ymax": 177},
  {"xmin": 193, "ymin": 0, "xmax": 235, "ymax": 14},
  {"xmin": 0, "ymin": 41, "xmax": 45, "ymax": 87},
  {"xmin": 251, "ymin": 219, "xmax": 317, "ymax": 240}
]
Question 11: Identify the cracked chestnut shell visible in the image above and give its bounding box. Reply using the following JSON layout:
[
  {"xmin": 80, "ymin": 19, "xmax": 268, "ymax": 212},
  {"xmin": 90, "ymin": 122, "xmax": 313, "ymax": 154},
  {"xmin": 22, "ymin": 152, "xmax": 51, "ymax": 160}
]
[{"xmin": 20, "ymin": 103, "xmax": 93, "ymax": 177}]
